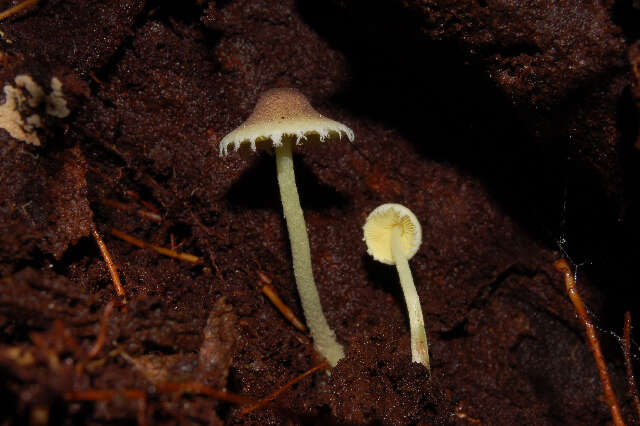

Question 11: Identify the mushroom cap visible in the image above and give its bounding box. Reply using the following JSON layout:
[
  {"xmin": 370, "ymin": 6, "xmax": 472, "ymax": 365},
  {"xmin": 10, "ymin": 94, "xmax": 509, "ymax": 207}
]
[
  {"xmin": 363, "ymin": 203, "xmax": 422, "ymax": 265},
  {"xmin": 219, "ymin": 88, "xmax": 354, "ymax": 156}
]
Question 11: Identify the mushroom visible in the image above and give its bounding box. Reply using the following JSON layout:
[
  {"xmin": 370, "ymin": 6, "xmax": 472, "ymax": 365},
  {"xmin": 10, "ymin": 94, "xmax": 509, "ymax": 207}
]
[
  {"xmin": 363, "ymin": 203, "xmax": 430, "ymax": 371},
  {"xmin": 220, "ymin": 88, "xmax": 352, "ymax": 367}
]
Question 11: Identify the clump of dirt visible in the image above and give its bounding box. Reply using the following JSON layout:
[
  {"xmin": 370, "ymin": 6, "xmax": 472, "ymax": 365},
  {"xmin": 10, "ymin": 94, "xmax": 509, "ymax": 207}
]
[
  {"xmin": 329, "ymin": 322, "xmax": 451, "ymax": 424},
  {"xmin": 1, "ymin": 0, "xmax": 638, "ymax": 424}
]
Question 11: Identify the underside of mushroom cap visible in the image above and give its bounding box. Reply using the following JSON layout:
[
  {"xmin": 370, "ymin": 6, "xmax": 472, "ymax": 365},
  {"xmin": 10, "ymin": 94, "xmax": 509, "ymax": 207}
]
[
  {"xmin": 219, "ymin": 88, "xmax": 354, "ymax": 156},
  {"xmin": 363, "ymin": 203, "xmax": 422, "ymax": 265}
]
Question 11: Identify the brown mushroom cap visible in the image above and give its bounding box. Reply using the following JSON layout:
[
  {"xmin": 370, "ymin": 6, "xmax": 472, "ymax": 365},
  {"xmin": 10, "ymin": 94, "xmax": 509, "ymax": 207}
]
[{"xmin": 219, "ymin": 88, "xmax": 354, "ymax": 155}]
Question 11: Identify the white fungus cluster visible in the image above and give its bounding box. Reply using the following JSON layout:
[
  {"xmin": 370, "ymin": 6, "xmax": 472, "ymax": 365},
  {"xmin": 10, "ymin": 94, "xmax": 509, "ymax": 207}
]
[{"xmin": 0, "ymin": 75, "xmax": 70, "ymax": 146}]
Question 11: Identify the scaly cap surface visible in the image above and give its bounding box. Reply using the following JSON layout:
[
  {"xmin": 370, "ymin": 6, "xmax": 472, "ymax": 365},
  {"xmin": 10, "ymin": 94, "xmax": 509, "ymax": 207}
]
[{"xmin": 219, "ymin": 88, "xmax": 353, "ymax": 156}]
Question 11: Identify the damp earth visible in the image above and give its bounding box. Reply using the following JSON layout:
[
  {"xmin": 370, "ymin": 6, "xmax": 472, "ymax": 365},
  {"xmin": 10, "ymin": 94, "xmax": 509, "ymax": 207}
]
[{"xmin": 1, "ymin": 1, "xmax": 640, "ymax": 424}]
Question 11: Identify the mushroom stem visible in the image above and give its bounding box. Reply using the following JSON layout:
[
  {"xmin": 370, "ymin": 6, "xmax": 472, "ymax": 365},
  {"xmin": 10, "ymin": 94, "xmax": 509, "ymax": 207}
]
[
  {"xmin": 275, "ymin": 138, "xmax": 345, "ymax": 367},
  {"xmin": 391, "ymin": 226, "xmax": 430, "ymax": 371}
]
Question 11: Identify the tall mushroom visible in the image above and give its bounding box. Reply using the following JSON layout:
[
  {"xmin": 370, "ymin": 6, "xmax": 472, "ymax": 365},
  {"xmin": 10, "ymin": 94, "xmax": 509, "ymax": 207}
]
[
  {"xmin": 363, "ymin": 203, "xmax": 430, "ymax": 372},
  {"xmin": 220, "ymin": 88, "xmax": 352, "ymax": 367}
]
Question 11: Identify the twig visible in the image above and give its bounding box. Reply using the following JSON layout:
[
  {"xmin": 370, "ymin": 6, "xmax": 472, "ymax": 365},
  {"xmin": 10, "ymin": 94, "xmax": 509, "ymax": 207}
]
[
  {"xmin": 88, "ymin": 71, "xmax": 103, "ymax": 86},
  {"xmin": 156, "ymin": 382, "xmax": 255, "ymax": 405},
  {"xmin": 257, "ymin": 270, "xmax": 272, "ymax": 284},
  {"xmin": 241, "ymin": 361, "xmax": 329, "ymax": 415},
  {"xmin": 256, "ymin": 270, "xmax": 305, "ymax": 331},
  {"xmin": 137, "ymin": 209, "xmax": 162, "ymax": 223},
  {"xmin": 207, "ymin": 249, "xmax": 225, "ymax": 283},
  {"xmin": 172, "ymin": 238, "xmax": 186, "ymax": 251},
  {"xmin": 87, "ymin": 299, "xmax": 116, "ymax": 359},
  {"xmin": 554, "ymin": 259, "xmax": 625, "ymax": 426},
  {"xmin": 456, "ymin": 402, "xmax": 482, "ymax": 424},
  {"xmin": 65, "ymin": 388, "xmax": 145, "ymax": 401},
  {"xmin": 623, "ymin": 312, "xmax": 640, "ymax": 422},
  {"xmin": 92, "ymin": 229, "xmax": 127, "ymax": 303},
  {"xmin": 110, "ymin": 228, "xmax": 200, "ymax": 263},
  {"xmin": 101, "ymin": 199, "xmax": 162, "ymax": 223},
  {"xmin": 0, "ymin": 0, "xmax": 38, "ymax": 21},
  {"xmin": 261, "ymin": 284, "xmax": 306, "ymax": 332},
  {"xmin": 86, "ymin": 165, "xmax": 116, "ymax": 184},
  {"xmin": 125, "ymin": 190, "xmax": 159, "ymax": 213}
]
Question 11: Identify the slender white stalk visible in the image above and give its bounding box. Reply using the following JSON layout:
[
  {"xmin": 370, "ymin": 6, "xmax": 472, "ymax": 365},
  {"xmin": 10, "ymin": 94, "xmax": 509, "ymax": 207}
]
[
  {"xmin": 391, "ymin": 226, "xmax": 430, "ymax": 371},
  {"xmin": 275, "ymin": 138, "xmax": 345, "ymax": 367}
]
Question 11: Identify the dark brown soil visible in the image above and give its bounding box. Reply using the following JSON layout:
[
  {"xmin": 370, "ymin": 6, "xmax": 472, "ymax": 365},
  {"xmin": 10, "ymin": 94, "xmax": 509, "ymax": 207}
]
[{"xmin": 1, "ymin": 0, "xmax": 639, "ymax": 424}]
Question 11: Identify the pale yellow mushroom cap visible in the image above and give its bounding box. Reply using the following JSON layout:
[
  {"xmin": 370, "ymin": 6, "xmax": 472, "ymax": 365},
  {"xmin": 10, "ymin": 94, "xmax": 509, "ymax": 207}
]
[
  {"xmin": 219, "ymin": 88, "xmax": 354, "ymax": 156},
  {"xmin": 363, "ymin": 203, "xmax": 422, "ymax": 265}
]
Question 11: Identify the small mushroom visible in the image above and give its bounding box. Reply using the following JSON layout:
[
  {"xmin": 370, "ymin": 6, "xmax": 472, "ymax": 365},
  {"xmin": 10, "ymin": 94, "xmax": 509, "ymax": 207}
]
[
  {"xmin": 220, "ymin": 88, "xmax": 352, "ymax": 367},
  {"xmin": 363, "ymin": 203, "xmax": 430, "ymax": 371}
]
